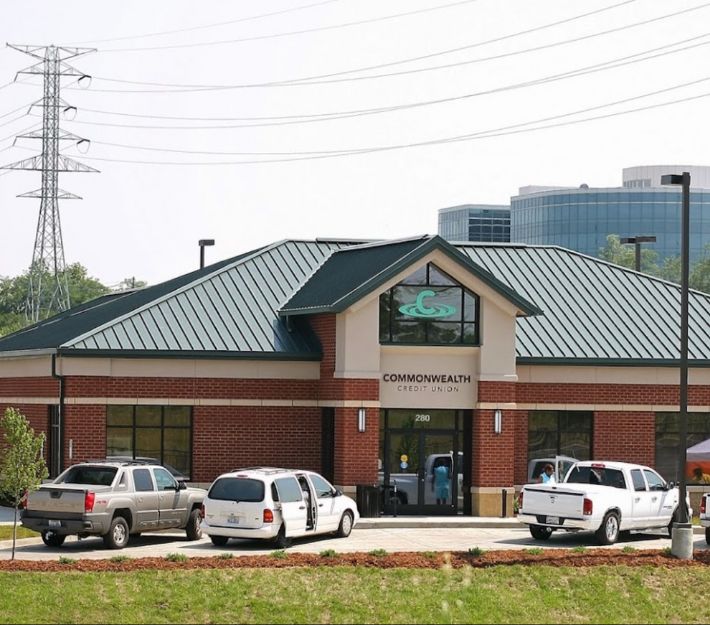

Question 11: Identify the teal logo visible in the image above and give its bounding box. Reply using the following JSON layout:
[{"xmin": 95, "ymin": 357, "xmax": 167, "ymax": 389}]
[{"xmin": 399, "ymin": 290, "xmax": 456, "ymax": 319}]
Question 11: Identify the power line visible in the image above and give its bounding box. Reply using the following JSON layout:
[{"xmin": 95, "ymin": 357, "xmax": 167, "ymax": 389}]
[
  {"xmin": 98, "ymin": 0, "xmax": 482, "ymax": 53},
  {"xmin": 65, "ymin": 87, "xmax": 710, "ymax": 165},
  {"xmin": 58, "ymin": 34, "xmax": 710, "ymax": 131},
  {"xmin": 65, "ymin": 0, "xmax": 344, "ymax": 45},
  {"xmin": 81, "ymin": 2, "xmax": 710, "ymax": 92},
  {"xmin": 89, "ymin": 0, "xmax": 640, "ymax": 89}
]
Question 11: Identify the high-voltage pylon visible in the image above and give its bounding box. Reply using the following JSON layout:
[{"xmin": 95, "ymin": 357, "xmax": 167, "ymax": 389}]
[{"xmin": 1, "ymin": 44, "xmax": 98, "ymax": 322}]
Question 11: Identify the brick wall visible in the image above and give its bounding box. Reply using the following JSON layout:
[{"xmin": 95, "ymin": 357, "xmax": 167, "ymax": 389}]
[
  {"xmin": 0, "ymin": 377, "xmax": 58, "ymax": 397},
  {"xmin": 593, "ymin": 411, "xmax": 655, "ymax": 466},
  {"xmin": 517, "ymin": 382, "xmax": 710, "ymax": 406},
  {"xmin": 193, "ymin": 406, "xmax": 321, "ymax": 482},
  {"xmin": 63, "ymin": 404, "xmax": 106, "ymax": 465},
  {"xmin": 472, "ymin": 409, "xmax": 515, "ymax": 488},
  {"xmin": 0, "ymin": 403, "xmax": 50, "ymax": 465},
  {"xmin": 333, "ymin": 407, "xmax": 379, "ymax": 485}
]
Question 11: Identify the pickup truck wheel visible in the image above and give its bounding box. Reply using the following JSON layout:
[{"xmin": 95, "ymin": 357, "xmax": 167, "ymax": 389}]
[
  {"xmin": 185, "ymin": 508, "xmax": 202, "ymax": 541},
  {"xmin": 336, "ymin": 511, "xmax": 354, "ymax": 538},
  {"xmin": 274, "ymin": 525, "xmax": 292, "ymax": 549},
  {"xmin": 667, "ymin": 509, "xmax": 679, "ymax": 536},
  {"xmin": 596, "ymin": 512, "xmax": 620, "ymax": 545},
  {"xmin": 103, "ymin": 516, "xmax": 129, "ymax": 549},
  {"xmin": 41, "ymin": 530, "xmax": 66, "ymax": 548},
  {"xmin": 529, "ymin": 525, "xmax": 553, "ymax": 540}
]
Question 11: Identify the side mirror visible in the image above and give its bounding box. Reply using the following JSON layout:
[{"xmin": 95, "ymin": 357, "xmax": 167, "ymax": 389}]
[
  {"xmin": 667, "ymin": 481, "xmax": 676, "ymax": 490},
  {"xmin": 334, "ymin": 489, "xmax": 343, "ymax": 497},
  {"xmin": 178, "ymin": 481, "xmax": 187, "ymax": 490}
]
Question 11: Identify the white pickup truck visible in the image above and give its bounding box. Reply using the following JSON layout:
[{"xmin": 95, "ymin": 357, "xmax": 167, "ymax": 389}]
[
  {"xmin": 379, "ymin": 452, "xmax": 463, "ymax": 506},
  {"xmin": 699, "ymin": 493, "xmax": 710, "ymax": 544},
  {"xmin": 518, "ymin": 461, "xmax": 684, "ymax": 545}
]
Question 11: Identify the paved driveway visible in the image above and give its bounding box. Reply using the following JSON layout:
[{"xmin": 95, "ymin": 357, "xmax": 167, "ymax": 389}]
[{"xmin": 2, "ymin": 525, "xmax": 708, "ymax": 561}]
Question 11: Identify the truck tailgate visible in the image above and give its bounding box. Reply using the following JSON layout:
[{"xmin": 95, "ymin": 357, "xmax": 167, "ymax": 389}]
[
  {"xmin": 26, "ymin": 485, "xmax": 110, "ymax": 515},
  {"xmin": 523, "ymin": 485, "xmax": 586, "ymax": 518}
]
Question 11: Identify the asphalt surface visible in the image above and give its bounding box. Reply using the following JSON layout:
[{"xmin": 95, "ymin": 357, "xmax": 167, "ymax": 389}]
[{"xmin": 2, "ymin": 521, "xmax": 708, "ymax": 561}]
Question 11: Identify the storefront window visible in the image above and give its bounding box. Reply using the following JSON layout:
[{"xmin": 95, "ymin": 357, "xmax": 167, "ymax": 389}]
[
  {"xmin": 655, "ymin": 413, "xmax": 710, "ymax": 482},
  {"xmin": 379, "ymin": 263, "xmax": 479, "ymax": 345},
  {"xmin": 107, "ymin": 405, "xmax": 192, "ymax": 478},
  {"xmin": 528, "ymin": 411, "xmax": 593, "ymax": 463}
]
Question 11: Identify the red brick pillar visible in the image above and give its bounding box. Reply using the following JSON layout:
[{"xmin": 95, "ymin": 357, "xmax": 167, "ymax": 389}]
[
  {"xmin": 333, "ymin": 406, "xmax": 379, "ymax": 487},
  {"xmin": 473, "ymin": 381, "xmax": 517, "ymax": 516}
]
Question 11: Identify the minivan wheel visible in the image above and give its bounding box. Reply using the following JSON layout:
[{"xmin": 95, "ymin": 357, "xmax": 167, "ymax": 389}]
[
  {"xmin": 41, "ymin": 530, "xmax": 66, "ymax": 548},
  {"xmin": 185, "ymin": 508, "xmax": 202, "ymax": 541},
  {"xmin": 274, "ymin": 525, "xmax": 292, "ymax": 549},
  {"xmin": 103, "ymin": 516, "xmax": 129, "ymax": 549},
  {"xmin": 596, "ymin": 512, "xmax": 620, "ymax": 545},
  {"xmin": 337, "ymin": 511, "xmax": 354, "ymax": 538},
  {"xmin": 210, "ymin": 535, "xmax": 229, "ymax": 547},
  {"xmin": 529, "ymin": 525, "xmax": 552, "ymax": 540}
]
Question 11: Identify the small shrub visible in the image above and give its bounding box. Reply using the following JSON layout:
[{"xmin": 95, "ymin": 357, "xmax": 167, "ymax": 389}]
[
  {"xmin": 165, "ymin": 552, "xmax": 188, "ymax": 563},
  {"xmin": 58, "ymin": 556, "xmax": 76, "ymax": 565},
  {"xmin": 662, "ymin": 546, "xmax": 673, "ymax": 557},
  {"xmin": 109, "ymin": 555, "xmax": 130, "ymax": 563},
  {"xmin": 422, "ymin": 551, "xmax": 438, "ymax": 559},
  {"xmin": 468, "ymin": 546, "xmax": 485, "ymax": 557},
  {"xmin": 216, "ymin": 552, "xmax": 233, "ymax": 560},
  {"xmin": 270, "ymin": 549, "xmax": 288, "ymax": 559},
  {"xmin": 368, "ymin": 548, "xmax": 388, "ymax": 557},
  {"xmin": 319, "ymin": 549, "xmax": 339, "ymax": 558},
  {"xmin": 621, "ymin": 546, "xmax": 637, "ymax": 554},
  {"xmin": 571, "ymin": 546, "xmax": 587, "ymax": 554},
  {"xmin": 523, "ymin": 547, "xmax": 544, "ymax": 555}
]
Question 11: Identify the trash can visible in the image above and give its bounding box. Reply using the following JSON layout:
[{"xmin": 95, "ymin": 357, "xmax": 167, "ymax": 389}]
[{"xmin": 355, "ymin": 484, "xmax": 380, "ymax": 518}]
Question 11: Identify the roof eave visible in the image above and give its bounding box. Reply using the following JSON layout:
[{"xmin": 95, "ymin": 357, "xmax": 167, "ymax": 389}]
[
  {"xmin": 517, "ymin": 357, "xmax": 710, "ymax": 367},
  {"xmin": 56, "ymin": 348, "xmax": 322, "ymax": 361}
]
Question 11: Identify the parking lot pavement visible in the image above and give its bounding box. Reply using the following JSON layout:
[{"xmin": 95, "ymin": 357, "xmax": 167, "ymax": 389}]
[{"xmin": 2, "ymin": 525, "xmax": 708, "ymax": 561}]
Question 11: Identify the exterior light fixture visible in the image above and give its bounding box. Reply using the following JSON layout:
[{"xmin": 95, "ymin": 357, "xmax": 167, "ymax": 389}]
[
  {"xmin": 660, "ymin": 171, "xmax": 693, "ymax": 559},
  {"xmin": 620, "ymin": 235, "xmax": 657, "ymax": 272},
  {"xmin": 199, "ymin": 239, "xmax": 215, "ymax": 269},
  {"xmin": 494, "ymin": 409, "xmax": 502, "ymax": 435},
  {"xmin": 357, "ymin": 408, "xmax": 367, "ymax": 433}
]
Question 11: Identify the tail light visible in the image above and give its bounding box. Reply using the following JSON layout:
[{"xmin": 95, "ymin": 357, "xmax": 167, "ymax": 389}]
[
  {"xmin": 583, "ymin": 498, "xmax": 593, "ymax": 516},
  {"xmin": 84, "ymin": 491, "xmax": 95, "ymax": 513},
  {"xmin": 701, "ymin": 497, "xmax": 707, "ymax": 515},
  {"xmin": 263, "ymin": 509, "xmax": 274, "ymax": 524},
  {"xmin": 517, "ymin": 491, "xmax": 524, "ymax": 511},
  {"xmin": 19, "ymin": 490, "xmax": 28, "ymax": 510}
]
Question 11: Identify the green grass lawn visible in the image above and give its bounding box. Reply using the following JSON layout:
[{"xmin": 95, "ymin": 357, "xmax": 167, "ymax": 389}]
[
  {"xmin": 0, "ymin": 525, "xmax": 38, "ymax": 540},
  {"xmin": 1, "ymin": 565, "xmax": 709, "ymax": 624}
]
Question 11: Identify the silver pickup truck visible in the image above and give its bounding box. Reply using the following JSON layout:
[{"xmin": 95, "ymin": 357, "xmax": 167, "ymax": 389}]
[{"xmin": 21, "ymin": 460, "xmax": 206, "ymax": 549}]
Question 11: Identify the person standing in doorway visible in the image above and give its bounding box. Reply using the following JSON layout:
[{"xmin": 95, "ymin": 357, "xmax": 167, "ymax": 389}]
[
  {"xmin": 432, "ymin": 457, "xmax": 451, "ymax": 505},
  {"xmin": 539, "ymin": 464, "xmax": 556, "ymax": 484}
]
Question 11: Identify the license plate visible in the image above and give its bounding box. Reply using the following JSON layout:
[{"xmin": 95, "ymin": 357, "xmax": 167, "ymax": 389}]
[
  {"xmin": 546, "ymin": 516, "xmax": 560, "ymax": 525},
  {"xmin": 226, "ymin": 514, "xmax": 241, "ymax": 525},
  {"xmin": 48, "ymin": 520, "xmax": 61, "ymax": 528}
]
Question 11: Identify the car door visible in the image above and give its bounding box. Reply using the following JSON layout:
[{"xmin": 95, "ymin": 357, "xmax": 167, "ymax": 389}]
[
  {"xmin": 643, "ymin": 469, "xmax": 674, "ymax": 523},
  {"xmin": 132, "ymin": 468, "xmax": 160, "ymax": 530},
  {"xmin": 273, "ymin": 476, "xmax": 308, "ymax": 537},
  {"xmin": 629, "ymin": 468, "xmax": 652, "ymax": 527},
  {"xmin": 154, "ymin": 467, "xmax": 184, "ymax": 528},
  {"xmin": 307, "ymin": 473, "xmax": 339, "ymax": 533}
]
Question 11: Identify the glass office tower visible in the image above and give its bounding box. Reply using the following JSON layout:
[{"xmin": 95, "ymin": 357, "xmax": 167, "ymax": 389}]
[
  {"xmin": 510, "ymin": 166, "xmax": 710, "ymax": 263},
  {"xmin": 438, "ymin": 204, "xmax": 510, "ymax": 243}
]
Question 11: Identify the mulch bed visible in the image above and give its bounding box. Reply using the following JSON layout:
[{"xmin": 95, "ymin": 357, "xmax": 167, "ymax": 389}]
[{"xmin": 1, "ymin": 549, "xmax": 710, "ymax": 572}]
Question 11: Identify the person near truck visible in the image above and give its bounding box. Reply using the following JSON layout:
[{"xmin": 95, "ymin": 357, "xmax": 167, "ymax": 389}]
[
  {"xmin": 539, "ymin": 464, "xmax": 556, "ymax": 484},
  {"xmin": 432, "ymin": 457, "xmax": 451, "ymax": 505}
]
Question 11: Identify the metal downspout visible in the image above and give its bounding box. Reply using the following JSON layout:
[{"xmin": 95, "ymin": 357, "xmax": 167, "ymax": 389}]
[{"xmin": 51, "ymin": 353, "xmax": 64, "ymax": 476}]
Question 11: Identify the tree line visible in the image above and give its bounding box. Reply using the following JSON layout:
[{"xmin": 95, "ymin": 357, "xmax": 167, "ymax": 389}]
[{"xmin": 0, "ymin": 264, "xmax": 145, "ymax": 337}]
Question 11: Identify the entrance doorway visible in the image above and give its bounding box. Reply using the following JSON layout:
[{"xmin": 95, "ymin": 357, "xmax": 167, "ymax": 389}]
[{"xmin": 379, "ymin": 409, "xmax": 469, "ymax": 515}]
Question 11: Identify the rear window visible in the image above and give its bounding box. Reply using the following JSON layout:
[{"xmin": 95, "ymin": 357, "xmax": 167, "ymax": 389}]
[
  {"xmin": 566, "ymin": 466, "xmax": 626, "ymax": 489},
  {"xmin": 208, "ymin": 478, "xmax": 265, "ymax": 502},
  {"xmin": 59, "ymin": 466, "xmax": 118, "ymax": 486}
]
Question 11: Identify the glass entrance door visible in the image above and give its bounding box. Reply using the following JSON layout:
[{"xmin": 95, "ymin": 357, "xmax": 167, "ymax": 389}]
[{"xmin": 380, "ymin": 409, "xmax": 463, "ymax": 516}]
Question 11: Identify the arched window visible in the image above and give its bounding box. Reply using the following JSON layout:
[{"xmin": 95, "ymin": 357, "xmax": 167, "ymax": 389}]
[{"xmin": 379, "ymin": 263, "xmax": 479, "ymax": 345}]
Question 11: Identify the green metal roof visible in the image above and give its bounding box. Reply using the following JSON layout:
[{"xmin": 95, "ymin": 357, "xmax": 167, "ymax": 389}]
[
  {"xmin": 1, "ymin": 236, "xmax": 710, "ymax": 365},
  {"xmin": 280, "ymin": 235, "xmax": 541, "ymax": 317}
]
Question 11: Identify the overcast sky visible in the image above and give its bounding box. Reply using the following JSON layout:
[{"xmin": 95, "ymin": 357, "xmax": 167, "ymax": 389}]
[{"xmin": 1, "ymin": 0, "xmax": 709, "ymax": 286}]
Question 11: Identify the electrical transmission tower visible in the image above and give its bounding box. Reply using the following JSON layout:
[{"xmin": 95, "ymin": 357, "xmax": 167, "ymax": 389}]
[{"xmin": 1, "ymin": 44, "xmax": 97, "ymax": 322}]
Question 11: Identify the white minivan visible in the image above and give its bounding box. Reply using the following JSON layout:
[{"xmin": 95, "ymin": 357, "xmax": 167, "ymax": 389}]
[{"xmin": 200, "ymin": 467, "xmax": 360, "ymax": 548}]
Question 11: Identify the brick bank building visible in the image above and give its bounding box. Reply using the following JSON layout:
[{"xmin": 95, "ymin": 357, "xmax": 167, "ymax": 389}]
[{"xmin": 2, "ymin": 235, "xmax": 710, "ymax": 516}]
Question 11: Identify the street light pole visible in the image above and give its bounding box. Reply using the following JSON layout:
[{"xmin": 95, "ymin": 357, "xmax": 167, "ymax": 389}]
[
  {"xmin": 620, "ymin": 236, "xmax": 657, "ymax": 272},
  {"xmin": 198, "ymin": 239, "xmax": 215, "ymax": 269},
  {"xmin": 661, "ymin": 171, "xmax": 692, "ymax": 560}
]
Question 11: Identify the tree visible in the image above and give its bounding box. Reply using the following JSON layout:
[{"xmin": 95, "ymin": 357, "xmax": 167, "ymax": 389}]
[
  {"xmin": 598, "ymin": 234, "xmax": 659, "ymax": 274},
  {"xmin": 0, "ymin": 407, "xmax": 48, "ymax": 560},
  {"xmin": 0, "ymin": 263, "xmax": 118, "ymax": 337}
]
